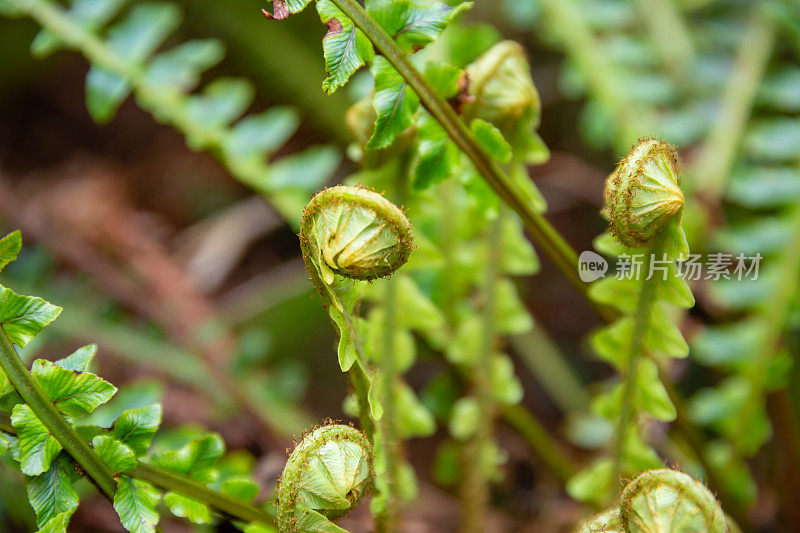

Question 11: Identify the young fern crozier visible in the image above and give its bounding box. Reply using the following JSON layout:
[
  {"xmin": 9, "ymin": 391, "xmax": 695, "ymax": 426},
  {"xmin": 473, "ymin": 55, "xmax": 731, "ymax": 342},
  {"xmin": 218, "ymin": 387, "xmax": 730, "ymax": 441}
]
[
  {"xmin": 300, "ymin": 185, "xmax": 413, "ymax": 290},
  {"xmin": 299, "ymin": 185, "xmax": 413, "ymax": 530},
  {"xmin": 277, "ymin": 424, "xmax": 374, "ymax": 533},
  {"xmin": 581, "ymin": 469, "xmax": 732, "ymax": 533},
  {"xmin": 569, "ymin": 140, "xmax": 695, "ymax": 505}
]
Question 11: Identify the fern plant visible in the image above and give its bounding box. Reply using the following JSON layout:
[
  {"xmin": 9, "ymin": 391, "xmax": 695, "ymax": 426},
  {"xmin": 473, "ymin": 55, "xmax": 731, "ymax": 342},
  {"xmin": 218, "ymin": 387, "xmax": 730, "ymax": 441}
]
[
  {"xmin": 3, "ymin": 0, "xmax": 778, "ymax": 531},
  {"xmin": 0, "ymin": 231, "xmax": 280, "ymax": 532},
  {"xmin": 580, "ymin": 469, "xmax": 733, "ymax": 533},
  {"xmin": 567, "ymin": 140, "xmax": 695, "ymax": 507}
]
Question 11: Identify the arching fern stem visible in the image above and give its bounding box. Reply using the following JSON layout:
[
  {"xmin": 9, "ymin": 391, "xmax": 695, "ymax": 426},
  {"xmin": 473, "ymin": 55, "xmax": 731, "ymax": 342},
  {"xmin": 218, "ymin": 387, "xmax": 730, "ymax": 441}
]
[
  {"xmin": 0, "ymin": 332, "xmax": 276, "ymax": 526},
  {"xmin": 327, "ymin": 0, "xmax": 613, "ymax": 321}
]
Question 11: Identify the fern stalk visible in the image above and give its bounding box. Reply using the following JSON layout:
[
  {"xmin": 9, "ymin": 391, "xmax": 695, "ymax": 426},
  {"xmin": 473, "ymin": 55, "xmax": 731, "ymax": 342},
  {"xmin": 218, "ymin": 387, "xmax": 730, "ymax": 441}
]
[
  {"xmin": 327, "ymin": 0, "xmax": 611, "ymax": 317},
  {"xmin": 692, "ymin": 8, "xmax": 776, "ymax": 197},
  {"xmin": 733, "ymin": 205, "xmax": 800, "ymax": 456},
  {"xmin": 0, "ymin": 330, "xmax": 117, "ymax": 498},
  {"xmin": 461, "ymin": 209, "xmax": 504, "ymax": 532},
  {"xmin": 378, "ymin": 277, "xmax": 401, "ymax": 532},
  {"xmin": 610, "ymin": 239, "xmax": 664, "ymax": 487},
  {"xmin": 0, "ymin": 410, "xmax": 276, "ymax": 525}
]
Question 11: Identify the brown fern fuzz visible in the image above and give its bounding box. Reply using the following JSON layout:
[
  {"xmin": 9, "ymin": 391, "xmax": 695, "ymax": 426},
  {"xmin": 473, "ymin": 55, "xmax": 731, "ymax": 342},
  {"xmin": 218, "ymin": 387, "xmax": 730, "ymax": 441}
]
[{"xmin": 603, "ymin": 139, "xmax": 684, "ymax": 248}]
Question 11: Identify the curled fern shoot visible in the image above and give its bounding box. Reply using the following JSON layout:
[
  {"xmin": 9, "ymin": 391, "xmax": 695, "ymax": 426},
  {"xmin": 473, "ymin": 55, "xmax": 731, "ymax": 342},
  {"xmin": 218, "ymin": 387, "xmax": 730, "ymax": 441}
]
[
  {"xmin": 569, "ymin": 139, "xmax": 694, "ymax": 505},
  {"xmin": 276, "ymin": 424, "xmax": 373, "ymax": 532},
  {"xmin": 300, "ymin": 185, "xmax": 413, "ymax": 289},
  {"xmin": 581, "ymin": 469, "xmax": 733, "ymax": 533},
  {"xmin": 299, "ymin": 185, "xmax": 413, "ymax": 530}
]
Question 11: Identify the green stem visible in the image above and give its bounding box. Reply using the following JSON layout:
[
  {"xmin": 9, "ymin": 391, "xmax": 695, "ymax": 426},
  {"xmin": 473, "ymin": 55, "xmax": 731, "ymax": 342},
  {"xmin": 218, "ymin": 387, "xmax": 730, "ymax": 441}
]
[
  {"xmin": 536, "ymin": 0, "xmax": 644, "ymax": 151},
  {"xmin": 0, "ymin": 412, "xmax": 275, "ymax": 526},
  {"xmin": 511, "ymin": 325, "xmax": 589, "ymax": 414},
  {"xmin": 132, "ymin": 463, "xmax": 275, "ymax": 525},
  {"xmin": 634, "ymin": 0, "xmax": 695, "ymax": 80},
  {"xmin": 610, "ymin": 239, "xmax": 664, "ymax": 490},
  {"xmin": 734, "ymin": 206, "xmax": 800, "ymax": 455},
  {"xmin": 328, "ymin": 0, "xmax": 612, "ymax": 320},
  {"xmin": 502, "ymin": 404, "xmax": 577, "ymax": 484},
  {"xmin": 692, "ymin": 8, "xmax": 775, "ymax": 197},
  {"xmin": 378, "ymin": 278, "xmax": 400, "ymax": 532},
  {"xmin": 460, "ymin": 209, "xmax": 504, "ymax": 533},
  {"xmin": 0, "ymin": 330, "xmax": 117, "ymax": 498}
]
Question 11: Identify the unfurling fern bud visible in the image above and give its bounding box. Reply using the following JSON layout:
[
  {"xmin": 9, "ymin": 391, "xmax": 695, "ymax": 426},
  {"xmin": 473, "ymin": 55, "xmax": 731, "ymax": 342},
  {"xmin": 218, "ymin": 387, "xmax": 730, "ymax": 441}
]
[
  {"xmin": 580, "ymin": 469, "xmax": 732, "ymax": 533},
  {"xmin": 300, "ymin": 185, "xmax": 413, "ymax": 286},
  {"xmin": 603, "ymin": 139, "xmax": 685, "ymax": 248},
  {"xmin": 276, "ymin": 424, "xmax": 374, "ymax": 533},
  {"xmin": 464, "ymin": 40, "xmax": 547, "ymax": 163}
]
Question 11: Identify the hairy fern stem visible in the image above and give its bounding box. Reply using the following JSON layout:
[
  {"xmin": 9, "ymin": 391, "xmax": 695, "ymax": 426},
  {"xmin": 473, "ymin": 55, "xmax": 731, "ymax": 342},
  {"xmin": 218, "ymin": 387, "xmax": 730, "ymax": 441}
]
[{"xmin": 611, "ymin": 238, "xmax": 664, "ymax": 489}]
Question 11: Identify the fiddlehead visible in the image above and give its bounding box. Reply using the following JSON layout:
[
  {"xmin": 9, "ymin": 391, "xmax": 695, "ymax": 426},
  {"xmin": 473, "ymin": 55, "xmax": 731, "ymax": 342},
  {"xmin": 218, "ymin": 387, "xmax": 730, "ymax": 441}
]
[
  {"xmin": 603, "ymin": 139, "xmax": 685, "ymax": 249},
  {"xmin": 581, "ymin": 469, "xmax": 732, "ymax": 533},
  {"xmin": 300, "ymin": 185, "xmax": 413, "ymax": 289},
  {"xmin": 276, "ymin": 424, "xmax": 374, "ymax": 533},
  {"xmin": 299, "ymin": 186, "xmax": 413, "ymax": 531},
  {"xmin": 569, "ymin": 139, "xmax": 694, "ymax": 505}
]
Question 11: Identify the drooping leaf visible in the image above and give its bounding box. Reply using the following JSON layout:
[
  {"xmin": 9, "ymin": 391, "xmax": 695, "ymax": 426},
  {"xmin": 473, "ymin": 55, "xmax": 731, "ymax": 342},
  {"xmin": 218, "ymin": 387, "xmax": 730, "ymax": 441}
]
[
  {"xmin": 317, "ymin": 0, "xmax": 374, "ymax": 93},
  {"xmin": 0, "ymin": 287, "xmax": 61, "ymax": 347},
  {"xmin": 412, "ymin": 111, "xmax": 458, "ymax": 190},
  {"xmin": 11, "ymin": 404, "xmax": 62, "ymax": 476},
  {"xmin": 111, "ymin": 404, "xmax": 162, "ymax": 457},
  {"xmin": 220, "ymin": 476, "xmax": 260, "ymax": 501},
  {"xmin": 367, "ymin": 56, "xmax": 420, "ymax": 149},
  {"xmin": 367, "ymin": 0, "xmax": 472, "ymax": 53},
  {"xmin": 32, "ymin": 359, "xmax": 117, "ymax": 418},
  {"xmin": 25, "ymin": 454, "xmax": 79, "ymax": 528},
  {"xmin": 449, "ymin": 397, "xmax": 480, "ymax": 440},
  {"xmin": 93, "ymin": 436, "xmax": 137, "ymax": 473},
  {"xmin": 54, "ymin": 344, "xmax": 96, "ymax": 372},
  {"xmin": 150, "ymin": 433, "xmax": 224, "ymax": 483},
  {"xmin": 35, "ymin": 512, "xmax": 72, "ymax": 533},
  {"xmin": 394, "ymin": 381, "xmax": 436, "ymax": 438},
  {"xmin": 85, "ymin": 2, "xmax": 182, "ymax": 123},
  {"xmin": 423, "ymin": 61, "xmax": 462, "ymax": 98},
  {"xmin": 0, "ymin": 231, "xmax": 22, "ymax": 272},
  {"xmin": 113, "ymin": 475, "xmax": 161, "ymax": 533},
  {"xmin": 329, "ymin": 307, "xmax": 358, "ymax": 372},
  {"xmin": 163, "ymin": 492, "xmax": 212, "ymax": 524}
]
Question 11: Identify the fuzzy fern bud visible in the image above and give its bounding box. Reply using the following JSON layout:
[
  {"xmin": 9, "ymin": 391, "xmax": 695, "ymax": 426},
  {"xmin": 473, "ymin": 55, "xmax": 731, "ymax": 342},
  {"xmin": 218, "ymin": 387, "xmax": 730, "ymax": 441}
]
[
  {"xmin": 464, "ymin": 40, "xmax": 547, "ymax": 162},
  {"xmin": 276, "ymin": 424, "xmax": 374, "ymax": 533},
  {"xmin": 300, "ymin": 185, "xmax": 413, "ymax": 286},
  {"xmin": 580, "ymin": 469, "xmax": 732, "ymax": 533},
  {"xmin": 603, "ymin": 139, "xmax": 684, "ymax": 248}
]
